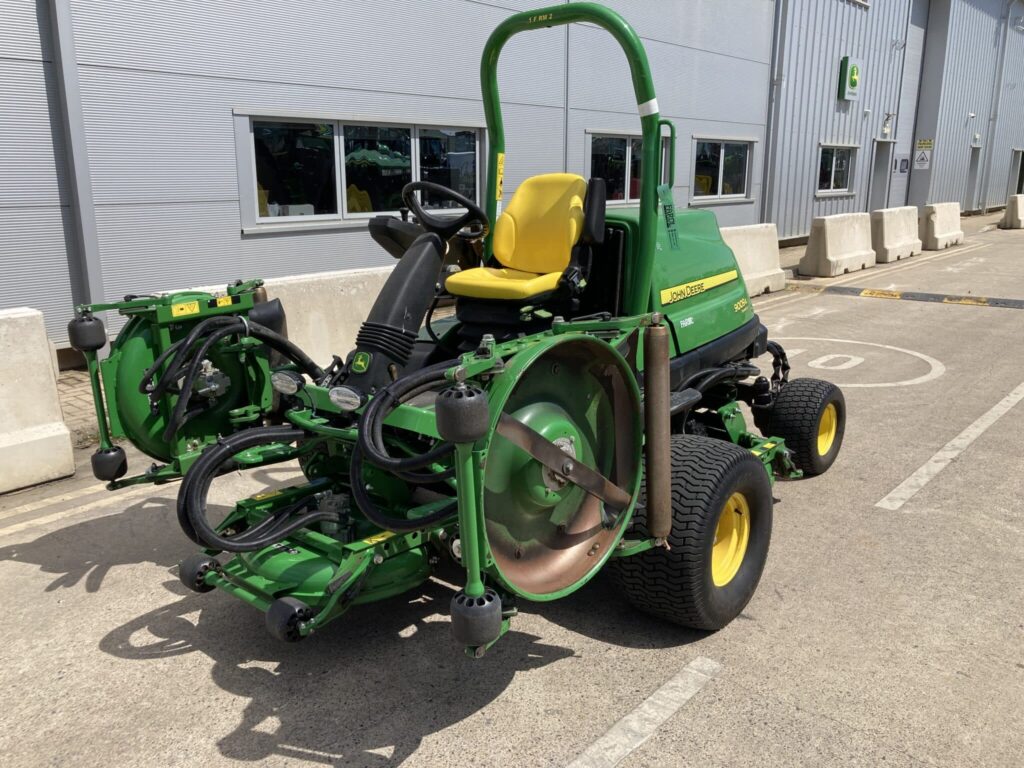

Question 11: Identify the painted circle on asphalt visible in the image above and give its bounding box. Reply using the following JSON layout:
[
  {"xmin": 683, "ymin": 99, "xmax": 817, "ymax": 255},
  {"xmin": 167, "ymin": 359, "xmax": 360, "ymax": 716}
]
[{"xmin": 770, "ymin": 337, "xmax": 945, "ymax": 388}]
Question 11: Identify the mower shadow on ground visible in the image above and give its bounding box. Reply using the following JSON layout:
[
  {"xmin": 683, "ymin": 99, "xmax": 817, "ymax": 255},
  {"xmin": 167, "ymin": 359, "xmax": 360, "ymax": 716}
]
[
  {"xmin": 0, "ymin": 465, "xmax": 300, "ymax": 593},
  {"xmin": 529, "ymin": 573, "xmax": 710, "ymax": 650},
  {"xmin": 0, "ymin": 496, "xmax": 184, "ymax": 593},
  {"xmin": 100, "ymin": 579, "xmax": 574, "ymax": 767}
]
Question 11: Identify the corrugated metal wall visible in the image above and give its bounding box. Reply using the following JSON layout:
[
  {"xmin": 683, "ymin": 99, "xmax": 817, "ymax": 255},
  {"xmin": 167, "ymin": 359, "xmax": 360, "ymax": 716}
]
[
  {"xmin": 61, "ymin": 0, "xmax": 771, "ymax": 325},
  {"xmin": 983, "ymin": 0, "xmax": 1024, "ymax": 206},
  {"xmin": 0, "ymin": 0, "xmax": 77, "ymax": 339},
  {"xmin": 910, "ymin": 0, "xmax": 1024, "ymax": 209},
  {"xmin": 765, "ymin": 0, "xmax": 914, "ymax": 239},
  {"xmin": 927, "ymin": 0, "xmax": 1002, "ymax": 207}
]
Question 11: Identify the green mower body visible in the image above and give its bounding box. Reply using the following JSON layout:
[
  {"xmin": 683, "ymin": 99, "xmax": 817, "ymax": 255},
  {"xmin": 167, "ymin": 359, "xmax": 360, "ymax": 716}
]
[{"xmin": 78, "ymin": 3, "xmax": 846, "ymax": 657}]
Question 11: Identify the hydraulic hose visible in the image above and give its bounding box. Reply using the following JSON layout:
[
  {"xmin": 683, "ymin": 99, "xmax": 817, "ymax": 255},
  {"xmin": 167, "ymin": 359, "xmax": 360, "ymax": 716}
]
[
  {"xmin": 357, "ymin": 360, "xmax": 457, "ymax": 472},
  {"xmin": 179, "ymin": 425, "xmax": 335, "ymax": 552},
  {"xmin": 157, "ymin": 317, "xmax": 328, "ymax": 441},
  {"xmin": 142, "ymin": 315, "xmax": 241, "ymax": 398},
  {"xmin": 349, "ymin": 440, "xmax": 457, "ymax": 532}
]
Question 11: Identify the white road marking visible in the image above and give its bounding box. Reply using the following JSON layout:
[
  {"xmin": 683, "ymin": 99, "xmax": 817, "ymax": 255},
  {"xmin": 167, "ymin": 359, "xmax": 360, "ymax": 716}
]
[
  {"xmin": 0, "ymin": 485, "xmax": 162, "ymax": 538},
  {"xmin": 807, "ymin": 354, "xmax": 865, "ymax": 370},
  {"xmin": 876, "ymin": 380, "xmax": 1024, "ymax": 511},
  {"xmin": 773, "ymin": 337, "xmax": 945, "ymax": 388},
  {"xmin": 566, "ymin": 657, "xmax": 721, "ymax": 768}
]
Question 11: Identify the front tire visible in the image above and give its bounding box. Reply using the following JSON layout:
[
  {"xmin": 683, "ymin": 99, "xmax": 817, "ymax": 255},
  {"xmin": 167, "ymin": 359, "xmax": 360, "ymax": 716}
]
[
  {"xmin": 760, "ymin": 378, "xmax": 845, "ymax": 476},
  {"xmin": 607, "ymin": 435, "xmax": 773, "ymax": 630}
]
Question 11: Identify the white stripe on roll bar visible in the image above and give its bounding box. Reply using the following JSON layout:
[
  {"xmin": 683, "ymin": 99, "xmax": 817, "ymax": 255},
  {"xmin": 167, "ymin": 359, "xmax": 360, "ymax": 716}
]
[{"xmin": 637, "ymin": 98, "xmax": 659, "ymax": 117}]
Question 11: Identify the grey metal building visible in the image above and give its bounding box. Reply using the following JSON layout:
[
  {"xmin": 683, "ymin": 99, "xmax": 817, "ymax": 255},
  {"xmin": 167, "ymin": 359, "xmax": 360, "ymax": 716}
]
[
  {"xmin": 2, "ymin": 0, "xmax": 1023, "ymax": 345},
  {"xmin": 764, "ymin": 0, "xmax": 1024, "ymax": 239}
]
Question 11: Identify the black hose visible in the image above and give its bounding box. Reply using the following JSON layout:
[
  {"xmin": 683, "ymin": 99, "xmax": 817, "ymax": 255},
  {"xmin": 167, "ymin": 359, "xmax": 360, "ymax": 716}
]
[
  {"xmin": 248, "ymin": 320, "xmax": 326, "ymax": 382},
  {"xmin": 143, "ymin": 316, "xmax": 240, "ymax": 397},
  {"xmin": 162, "ymin": 323, "xmax": 243, "ymax": 441},
  {"xmin": 357, "ymin": 361, "xmax": 457, "ymax": 472},
  {"xmin": 180, "ymin": 425, "xmax": 334, "ymax": 552},
  {"xmin": 349, "ymin": 440, "xmax": 457, "ymax": 532}
]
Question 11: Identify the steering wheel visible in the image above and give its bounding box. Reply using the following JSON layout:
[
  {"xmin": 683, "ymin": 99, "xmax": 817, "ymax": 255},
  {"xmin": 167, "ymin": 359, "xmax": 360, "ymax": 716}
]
[{"xmin": 401, "ymin": 181, "xmax": 489, "ymax": 242}]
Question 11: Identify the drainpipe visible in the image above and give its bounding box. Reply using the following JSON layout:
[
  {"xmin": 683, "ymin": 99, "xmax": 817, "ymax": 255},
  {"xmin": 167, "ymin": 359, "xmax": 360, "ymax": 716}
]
[
  {"xmin": 760, "ymin": 0, "xmax": 789, "ymax": 226},
  {"xmin": 47, "ymin": 0, "xmax": 105, "ymax": 310},
  {"xmin": 979, "ymin": 0, "xmax": 1023, "ymax": 213}
]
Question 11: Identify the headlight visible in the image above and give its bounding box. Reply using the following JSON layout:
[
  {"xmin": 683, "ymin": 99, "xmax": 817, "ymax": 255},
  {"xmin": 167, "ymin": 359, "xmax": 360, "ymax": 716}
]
[
  {"xmin": 270, "ymin": 370, "xmax": 304, "ymax": 395},
  {"xmin": 328, "ymin": 385, "xmax": 363, "ymax": 412}
]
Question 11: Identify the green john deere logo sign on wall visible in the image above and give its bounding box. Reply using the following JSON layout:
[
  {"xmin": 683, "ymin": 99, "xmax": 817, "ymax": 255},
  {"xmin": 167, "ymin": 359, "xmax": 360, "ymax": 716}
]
[
  {"xmin": 351, "ymin": 351, "xmax": 372, "ymax": 374},
  {"xmin": 839, "ymin": 56, "xmax": 863, "ymax": 101}
]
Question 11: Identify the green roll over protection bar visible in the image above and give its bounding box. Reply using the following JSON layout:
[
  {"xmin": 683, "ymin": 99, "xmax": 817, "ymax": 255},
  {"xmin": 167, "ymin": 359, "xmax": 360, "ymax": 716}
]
[{"xmin": 480, "ymin": 2, "xmax": 663, "ymax": 314}]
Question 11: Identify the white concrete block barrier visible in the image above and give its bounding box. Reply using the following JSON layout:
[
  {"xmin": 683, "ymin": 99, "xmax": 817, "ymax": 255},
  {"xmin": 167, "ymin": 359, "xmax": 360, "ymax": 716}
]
[
  {"xmin": 870, "ymin": 206, "xmax": 923, "ymax": 263},
  {"xmin": 262, "ymin": 266, "xmax": 394, "ymax": 367},
  {"xmin": 0, "ymin": 308, "xmax": 75, "ymax": 493},
  {"xmin": 999, "ymin": 195, "xmax": 1024, "ymax": 229},
  {"xmin": 719, "ymin": 223, "xmax": 786, "ymax": 295},
  {"xmin": 798, "ymin": 213, "xmax": 876, "ymax": 277},
  {"xmin": 919, "ymin": 202, "xmax": 964, "ymax": 250}
]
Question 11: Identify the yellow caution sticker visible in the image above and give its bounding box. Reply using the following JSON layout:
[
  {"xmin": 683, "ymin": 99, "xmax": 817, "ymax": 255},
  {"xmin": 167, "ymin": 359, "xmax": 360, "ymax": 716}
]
[
  {"xmin": 496, "ymin": 153, "xmax": 505, "ymax": 200},
  {"xmin": 216, "ymin": 295, "xmax": 233, "ymax": 308},
  {"xmin": 171, "ymin": 300, "xmax": 200, "ymax": 318},
  {"xmin": 660, "ymin": 270, "xmax": 738, "ymax": 306},
  {"xmin": 252, "ymin": 489, "xmax": 283, "ymax": 501},
  {"xmin": 363, "ymin": 531, "xmax": 396, "ymax": 546}
]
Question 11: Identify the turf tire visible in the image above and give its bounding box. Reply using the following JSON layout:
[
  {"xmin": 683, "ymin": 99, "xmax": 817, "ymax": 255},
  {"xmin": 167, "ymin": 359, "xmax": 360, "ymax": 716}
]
[
  {"xmin": 607, "ymin": 435, "xmax": 773, "ymax": 631},
  {"xmin": 761, "ymin": 378, "xmax": 845, "ymax": 476}
]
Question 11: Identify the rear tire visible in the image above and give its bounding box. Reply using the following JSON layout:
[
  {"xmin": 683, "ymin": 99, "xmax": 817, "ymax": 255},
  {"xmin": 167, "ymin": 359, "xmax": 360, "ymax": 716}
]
[
  {"xmin": 607, "ymin": 435, "xmax": 773, "ymax": 631},
  {"xmin": 761, "ymin": 378, "xmax": 845, "ymax": 476}
]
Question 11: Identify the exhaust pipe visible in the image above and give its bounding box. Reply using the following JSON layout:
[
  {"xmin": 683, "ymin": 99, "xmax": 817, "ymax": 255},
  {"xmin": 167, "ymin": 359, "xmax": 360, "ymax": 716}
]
[{"xmin": 643, "ymin": 317, "xmax": 672, "ymax": 541}]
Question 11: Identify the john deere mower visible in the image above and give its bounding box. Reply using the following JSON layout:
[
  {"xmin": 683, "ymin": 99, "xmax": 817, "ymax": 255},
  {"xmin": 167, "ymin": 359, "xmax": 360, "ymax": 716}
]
[{"xmin": 71, "ymin": 4, "xmax": 845, "ymax": 656}]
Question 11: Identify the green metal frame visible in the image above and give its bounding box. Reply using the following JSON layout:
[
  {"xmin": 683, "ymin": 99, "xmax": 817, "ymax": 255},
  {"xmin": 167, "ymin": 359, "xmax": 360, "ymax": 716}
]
[{"xmin": 75, "ymin": 280, "xmax": 276, "ymax": 487}]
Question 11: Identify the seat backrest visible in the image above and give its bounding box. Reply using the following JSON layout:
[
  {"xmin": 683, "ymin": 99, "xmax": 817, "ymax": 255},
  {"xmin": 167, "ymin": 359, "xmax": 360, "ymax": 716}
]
[{"xmin": 493, "ymin": 173, "xmax": 587, "ymax": 274}]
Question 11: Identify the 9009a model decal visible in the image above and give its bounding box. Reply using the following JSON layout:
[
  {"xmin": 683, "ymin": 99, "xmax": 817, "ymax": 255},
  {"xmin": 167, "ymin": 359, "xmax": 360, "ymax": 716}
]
[{"xmin": 660, "ymin": 270, "xmax": 738, "ymax": 306}]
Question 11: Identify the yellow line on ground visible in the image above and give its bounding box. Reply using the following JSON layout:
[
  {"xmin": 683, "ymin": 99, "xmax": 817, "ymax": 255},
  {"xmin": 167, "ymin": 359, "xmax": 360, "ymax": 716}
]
[
  {"xmin": 0, "ymin": 485, "xmax": 164, "ymax": 538},
  {"xmin": 0, "ymin": 482, "xmax": 110, "ymax": 521},
  {"xmin": 754, "ymin": 242, "xmax": 990, "ymax": 314}
]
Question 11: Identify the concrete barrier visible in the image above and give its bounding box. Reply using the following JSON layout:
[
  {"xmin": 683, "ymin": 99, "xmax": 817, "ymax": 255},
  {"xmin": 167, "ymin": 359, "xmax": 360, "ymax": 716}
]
[
  {"xmin": 870, "ymin": 206, "xmax": 923, "ymax": 263},
  {"xmin": 0, "ymin": 308, "xmax": 74, "ymax": 493},
  {"xmin": 999, "ymin": 195, "xmax": 1024, "ymax": 229},
  {"xmin": 919, "ymin": 203, "xmax": 964, "ymax": 249},
  {"xmin": 262, "ymin": 266, "xmax": 394, "ymax": 366},
  {"xmin": 798, "ymin": 213, "xmax": 875, "ymax": 277},
  {"xmin": 720, "ymin": 223, "xmax": 786, "ymax": 295}
]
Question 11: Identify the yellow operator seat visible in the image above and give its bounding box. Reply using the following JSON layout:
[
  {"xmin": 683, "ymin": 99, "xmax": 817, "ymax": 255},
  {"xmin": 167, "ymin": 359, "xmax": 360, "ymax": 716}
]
[{"xmin": 445, "ymin": 173, "xmax": 589, "ymax": 302}]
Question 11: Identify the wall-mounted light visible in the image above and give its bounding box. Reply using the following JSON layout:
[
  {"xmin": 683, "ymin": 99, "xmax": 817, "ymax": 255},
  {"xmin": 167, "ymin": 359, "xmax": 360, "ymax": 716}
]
[
  {"xmin": 1013, "ymin": 16, "xmax": 1024, "ymax": 32},
  {"xmin": 892, "ymin": 38, "xmax": 907, "ymax": 50},
  {"xmin": 969, "ymin": 112, "xmax": 977, "ymax": 119},
  {"xmin": 882, "ymin": 112, "xmax": 895, "ymax": 137}
]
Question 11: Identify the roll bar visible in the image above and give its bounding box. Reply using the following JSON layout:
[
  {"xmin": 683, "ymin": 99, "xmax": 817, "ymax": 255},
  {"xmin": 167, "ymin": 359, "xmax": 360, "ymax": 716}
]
[{"xmin": 480, "ymin": 3, "xmax": 664, "ymax": 313}]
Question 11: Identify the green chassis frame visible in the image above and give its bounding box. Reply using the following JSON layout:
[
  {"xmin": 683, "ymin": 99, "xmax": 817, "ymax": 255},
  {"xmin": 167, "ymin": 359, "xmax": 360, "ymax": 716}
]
[{"xmin": 198, "ymin": 316, "xmax": 797, "ymax": 653}]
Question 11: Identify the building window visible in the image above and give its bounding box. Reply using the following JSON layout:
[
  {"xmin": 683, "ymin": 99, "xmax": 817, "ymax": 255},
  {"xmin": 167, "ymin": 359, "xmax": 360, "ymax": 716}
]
[
  {"xmin": 693, "ymin": 141, "xmax": 750, "ymax": 198},
  {"xmin": 588, "ymin": 134, "xmax": 670, "ymax": 203},
  {"xmin": 818, "ymin": 146, "xmax": 853, "ymax": 192},
  {"xmin": 249, "ymin": 118, "xmax": 482, "ymax": 225},
  {"xmin": 254, "ymin": 121, "xmax": 338, "ymax": 217}
]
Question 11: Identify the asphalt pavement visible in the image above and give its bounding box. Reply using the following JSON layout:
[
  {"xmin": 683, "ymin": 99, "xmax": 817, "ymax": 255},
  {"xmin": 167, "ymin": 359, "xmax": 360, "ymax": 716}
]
[{"xmin": 1, "ymin": 224, "xmax": 1022, "ymax": 767}]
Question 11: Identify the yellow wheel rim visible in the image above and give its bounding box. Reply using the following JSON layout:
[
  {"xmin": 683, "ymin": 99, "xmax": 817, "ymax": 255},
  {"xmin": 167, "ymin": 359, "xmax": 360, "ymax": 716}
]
[
  {"xmin": 817, "ymin": 402, "xmax": 838, "ymax": 456},
  {"xmin": 712, "ymin": 492, "xmax": 750, "ymax": 587}
]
